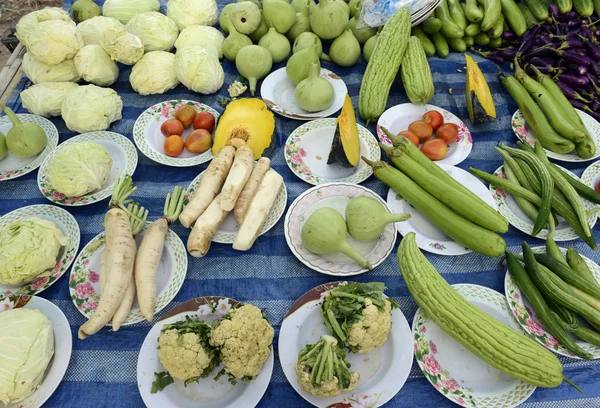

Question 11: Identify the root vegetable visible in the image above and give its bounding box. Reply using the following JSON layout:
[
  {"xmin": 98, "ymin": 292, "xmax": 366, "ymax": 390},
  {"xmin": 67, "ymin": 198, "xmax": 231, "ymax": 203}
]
[
  {"xmin": 99, "ymin": 247, "xmax": 110, "ymax": 295},
  {"xmin": 188, "ymin": 194, "xmax": 229, "ymax": 257},
  {"xmin": 111, "ymin": 276, "xmax": 136, "ymax": 331},
  {"xmin": 234, "ymin": 157, "xmax": 271, "ymax": 224},
  {"xmin": 220, "ymin": 145, "xmax": 255, "ymax": 211},
  {"xmin": 179, "ymin": 146, "xmax": 236, "ymax": 228}
]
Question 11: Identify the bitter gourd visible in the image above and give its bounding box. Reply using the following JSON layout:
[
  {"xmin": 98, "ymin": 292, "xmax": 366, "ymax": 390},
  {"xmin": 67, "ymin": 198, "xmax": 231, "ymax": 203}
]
[{"xmin": 400, "ymin": 37, "xmax": 434, "ymax": 105}]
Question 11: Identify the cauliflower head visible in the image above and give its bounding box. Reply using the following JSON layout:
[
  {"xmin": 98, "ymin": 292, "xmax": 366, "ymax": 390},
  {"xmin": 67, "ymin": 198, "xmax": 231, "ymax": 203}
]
[
  {"xmin": 347, "ymin": 298, "xmax": 393, "ymax": 354},
  {"xmin": 209, "ymin": 304, "xmax": 274, "ymax": 380},
  {"xmin": 295, "ymin": 362, "xmax": 359, "ymax": 398}
]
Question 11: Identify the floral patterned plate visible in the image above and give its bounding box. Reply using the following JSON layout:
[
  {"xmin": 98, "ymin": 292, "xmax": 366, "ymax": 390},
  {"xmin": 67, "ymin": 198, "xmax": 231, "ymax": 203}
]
[
  {"xmin": 0, "ymin": 295, "xmax": 72, "ymax": 408},
  {"xmin": 185, "ymin": 168, "xmax": 287, "ymax": 244},
  {"xmin": 490, "ymin": 165, "xmax": 597, "ymax": 240},
  {"xmin": 0, "ymin": 113, "xmax": 59, "ymax": 181},
  {"xmin": 413, "ymin": 284, "xmax": 536, "ymax": 408},
  {"xmin": 511, "ymin": 109, "xmax": 600, "ymax": 162},
  {"xmin": 260, "ymin": 67, "xmax": 348, "ymax": 120},
  {"xmin": 284, "ymin": 183, "xmax": 397, "ymax": 276},
  {"xmin": 68, "ymin": 222, "xmax": 187, "ymax": 326},
  {"xmin": 133, "ymin": 100, "xmax": 220, "ymax": 167},
  {"xmin": 505, "ymin": 246, "xmax": 600, "ymax": 359},
  {"xmin": 37, "ymin": 131, "xmax": 138, "ymax": 206},
  {"xmin": 377, "ymin": 103, "xmax": 473, "ymax": 166},
  {"xmin": 137, "ymin": 296, "xmax": 274, "ymax": 408},
  {"xmin": 0, "ymin": 205, "xmax": 80, "ymax": 300},
  {"xmin": 279, "ymin": 281, "xmax": 413, "ymax": 408},
  {"xmin": 284, "ymin": 118, "xmax": 380, "ymax": 185},
  {"xmin": 386, "ymin": 163, "xmax": 497, "ymax": 255},
  {"xmin": 581, "ymin": 160, "xmax": 600, "ymax": 204}
]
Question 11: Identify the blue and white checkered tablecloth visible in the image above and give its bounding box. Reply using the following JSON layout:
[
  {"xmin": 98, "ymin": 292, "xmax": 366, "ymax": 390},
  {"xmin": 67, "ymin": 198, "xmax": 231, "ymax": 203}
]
[{"xmin": 1, "ymin": 1, "xmax": 600, "ymax": 406}]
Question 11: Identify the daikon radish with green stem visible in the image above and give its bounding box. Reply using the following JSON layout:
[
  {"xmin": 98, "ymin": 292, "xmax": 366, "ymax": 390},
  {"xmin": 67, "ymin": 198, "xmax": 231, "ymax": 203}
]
[
  {"xmin": 112, "ymin": 203, "xmax": 147, "ymax": 331},
  {"xmin": 234, "ymin": 157, "xmax": 271, "ymax": 224},
  {"xmin": 188, "ymin": 194, "xmax": 229, "ymax": 257},
  {"xmin": 78, "ymin": 176, "xmax": 141, "ymax": 340},
  {"xmin": 135, "ymin": 186, "xmax": 185, "ymax": 322},
  {"xmin": 233, "ymin": 169, "xmax": 283, "ymax": 251},
  {"xmin": 179, "ymin": 146, "xmax": 236, "ymax": 228},
  {"xmin": 220, "ymin": 145, "xmax": 255, "ymax": 211}
]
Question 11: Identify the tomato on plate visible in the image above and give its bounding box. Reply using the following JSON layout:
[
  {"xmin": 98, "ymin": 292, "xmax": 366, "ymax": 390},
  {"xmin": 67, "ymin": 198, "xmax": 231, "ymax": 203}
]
[
  {"xmin": 436, "ymin": 123, "xmax": 459, "ymax": 144},
  {"xmin": 422, "ymin": 111, "xmax": 444, "ymax": 131}
]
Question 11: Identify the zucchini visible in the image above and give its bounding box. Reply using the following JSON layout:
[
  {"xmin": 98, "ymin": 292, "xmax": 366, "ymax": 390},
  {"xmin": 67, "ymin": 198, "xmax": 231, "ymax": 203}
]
[
  {"xmin": 518, "ymin": 3, "xmax": 540, "ymax": 27},
  {"xmin": 546, "ymin": 236, "xmax": 567, "ymax": 265},
  {"xmin": 573, "ymin": 0, "xmax": 595, "ymax": 16},
  {"xmin": 477, "ymin": 0, "xmax": 502, "ymax": 31},
  {"xmin": 464, "ymin": 0, "xmax": 484, "ymax": 22},
  {"xmin": 400, "ymin": 37, "xmax": 434, "ymax": 104},
  {"xmin": 448, "ymin": 0, "xmax": 468, "ymax": 29},
  {"xmin": 430, "ymin": 31, "xmax": 449, "ymax": 57},
  {"xmin": 421, "ymin": 17, "xmax": 443, "ymax": 34},
  {"xmin": 364, "ymin": 159, "xmax": 506, "ymax": 257},
  {"xmin": 507, "ymin": 251, "xmax": 592, "ymax": 360},
  {"xmin": 566, "ymin": 246, "xmax": 600, "ymax": 287},
  {"xmin": 535, "ymin": 253, "xmax": 600, "ymax": 299},
  {"xmin": 435, "ymin": 0, "xmax": 465, "ymax": 38},
  {"xmin": 412, "ymin": 26, "xmax": 436, "ymax": 57},
  {"xmin": 382, "ymin": 145, "xmax": 508, "ymax": 232},
  {"xmin": 523, "ymin": 0, "xmax": 549, "ymax": 21},
  {"xmin": 500, "ymin": 0, "xmax": 527, "ymax": 35},
  {"xmin": 398, "ymin": 234, "xmax": 564, "ymax": 387},
  {"xmin": 358, "ymin": 7, "xmax": 411, "ymax": 124}
]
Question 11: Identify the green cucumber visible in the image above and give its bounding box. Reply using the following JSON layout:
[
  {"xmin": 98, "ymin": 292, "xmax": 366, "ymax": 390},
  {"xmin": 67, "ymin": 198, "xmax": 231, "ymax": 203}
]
[
  {"xmin": 421, "ymin": 17, "xmax": 443, "ymax": 34},
  {"xmin": 534, "ymin": 253, "xmax": 600, "ymax": 299},
  {"xmin": 546, "ymin": 236, "xmax": 567, "ymax": 265},
  {"xmin": 463, "ymin": 35, "xmax": 474, "ymax": 47},
  {"xmin": 523, "ymin": 0, "xmax": 549, "ymax": 21},
  {"xmin": 465, "ymin": 23, "xmax": 481, "ymax": 37},
  {"xmin": 500, "ymin": 0, "xmax": 527, "ymax": 36},
  {"xmin": 435, "ymin": 0, "xmax": 465, "ymax": 38},
  {"xmin": 477, "ymin": 0, "xmax": 502, "ymax": 31},
  {"xmin": 566, "ymin": 247, "xmax": 600, "ymax": 288},
  {"xmin": 474, "ymin": 32, "xmax": 491, "ymax": 45},
  {"xmin": 448, "ymin": 37, "xmax": 467, "ymax": 52},
  {"xmin": 573, "ymin": 0, "xmax": 595, "ymax": 16},
  {"xmin": 448, "ymin": 0, "xmax": 468, "ymax": 29},
  {"xmin": 546, "ymin": 298, "xmax": 579, "ymax": 332},
  {"xmin": 412, "ymin": 26, "xmax": 436, "ymax": 57},
  {"xmin": 464, "ymin": 0, "xmax": 484, "ymax": 22},
  {"xmin": 557, "ymin": 0, "xmax": 573, "ymax": 13},
  {"xmin": 430, "ymin": 31, "xmax": 450, "ymax": 57},
  {"xmin": 518, "ymin": 3, "xmax": 540, "ymax": 27}
]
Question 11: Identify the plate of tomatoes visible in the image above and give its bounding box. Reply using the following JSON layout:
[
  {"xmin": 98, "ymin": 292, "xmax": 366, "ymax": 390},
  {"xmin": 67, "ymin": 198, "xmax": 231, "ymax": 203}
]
[
  {"xmin": 133, "ymin": 100, "xmax": 219, "ymax": 167},
  {"xmin": 376, "ymin": 103, "xmax": 473, "ymax": 166}
]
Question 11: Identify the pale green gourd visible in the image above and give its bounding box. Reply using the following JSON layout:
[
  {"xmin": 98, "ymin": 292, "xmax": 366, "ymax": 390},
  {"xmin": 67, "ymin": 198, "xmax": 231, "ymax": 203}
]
[
  {"xmin": 72, "ymin": 0, "xmax": 101, "ymax": 23},
  {"xmin": 287, "ymin": 0, "xmax": 311, "ymax": 42},
  {"xmin": 235, "ymin": 45, "xmax": 273, "ymax": 96},
  {"xmin": 219, "ymin": 4, "xmax": 236, "ymax": 34},
  {"xmin": 347, "ymin": 4, "xmax": 377, "ymax": 44},
  {"xmin": 230, "ymin": 1, "xmax": 263, "ymax": 35},
  {"xmin": 293, "ymin": 32, "xmax": 330, "ymax": 61},
  {"xmin": 363, "ymin": 31, "xmax": 379, "ymax": 62},
  {"xmin": 263, "ymin": 0, "xmax": 297, "ymax": 34},
  {"xmin": 250, "ymin": 15, "xmax": 269, "ymax": 43},
  {"xmin": 301, "ymin": 207, "xmax": 372, "ymax": 270},
  {"xmin": 294, "ymin": 61, "xmax": 334, "ymax": 112},
  {"xmin": 310, "ymin": 0, "xmax": 349, "ymax": 40},
  {"xmin": 1, "ymin": 105, "xmax": 46, "ymax": 159},
  {"xmin": 345, "ymin": 196, "xmax": 410, "ymax": 241},
  {"xmin": 349, "ymin": 0, "xmax": 362, "ymax": 18},
  {"xmin": 258, "ymin": 21, "xmax": 291, "ymax": 63},
  {"xmin": 239, "ymin": 0, "xmax": 261, "ymax": 8},
  {"xmin": 0, "ymin": 131, "xmax": 7, "ymax": 161},
  {"xmin": 286, "ymin": 38, "xmax": 319, "ymax": 85},
  {"xmin": 292, "ymin": 0, "xmax": 316, "ymax": 12},
  {"xmin": 223, "ymin": 17, "xmax": 253, "ymax": 62},
  {"xmin": 330, "ymin": 29, "xmax": 361, "ymax": 67}
]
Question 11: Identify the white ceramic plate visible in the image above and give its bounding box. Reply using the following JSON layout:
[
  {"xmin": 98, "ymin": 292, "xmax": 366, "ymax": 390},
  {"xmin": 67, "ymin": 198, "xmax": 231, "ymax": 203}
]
[
  {"xmin": 37, "ymin": 131, "xmax": 138, "ymax": 206},
  {"xmin": 0, "ymin": 114, "xmax": 58, "ymax": 181},
  {"xmin": 0, "ymin": 205, "xmax": 80, "ymax": 300},
  {"xmin": 377, "ymin": 103, "xmax": 473, "ymax": 166},
  {"xmin": 284, "ymin": 118, "xmax": 380, "ymax": 185},
  {"xmin": 284, "ymin": 183, "xmax": 397, "ymax": 276},
  {"xmin": 581, "ymin": 160, "xmax": 600, "ymax": 203},
  {"xmin": 279, "ymin": 281, "xmax": 413, "ymax": 408},
  {"xmin": 511, "ymin": 109, "xmax": 600, "ymax": 162},
  {"xmin": 68, "ymin": 223, "xmax": 187, "ymax": 325},
  {"xmin": 185, "ymin": 168, "xmax": 287, "ymax": 244},
  {"xmin": 386, "ymin": 163, "xmax": 497, "ymax": 255},
  {"xmin": 505, "ymin": 246, "xmax": 600, "ymax": 359},
  {"xmin": 413, "ymin": 284, "xmax": 536, "ymax": 408},
  {"xmin": 137, "ymin": 297, "xmax": 274, "ymax": 408},
  {"xmin": 1, "ymin": 295, "xmax": 72, "ymax": 408},
  {"xmin": 490, "ymin": 165, "xmax": 597, "ymax": 240},
  {"xmin": 133, "ymin": 100, "xmax": 219, "ymax": 167},
  {"xmin": 261, "ymin": 67, "xmax": 347, "ymax": 120}
]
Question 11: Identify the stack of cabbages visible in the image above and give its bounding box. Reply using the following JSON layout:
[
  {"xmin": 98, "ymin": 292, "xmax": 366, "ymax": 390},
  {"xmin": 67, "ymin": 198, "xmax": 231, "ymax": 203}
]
[{"xmin": 17, "ymin": 0, "xmax": 225, "ymax": 133}]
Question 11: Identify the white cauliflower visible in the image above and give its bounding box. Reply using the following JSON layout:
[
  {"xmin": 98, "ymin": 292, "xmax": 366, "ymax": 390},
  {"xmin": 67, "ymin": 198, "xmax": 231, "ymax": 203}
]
[{"xmin": 347, "ymin": 298, "xmax": 393, "ymax": 354}]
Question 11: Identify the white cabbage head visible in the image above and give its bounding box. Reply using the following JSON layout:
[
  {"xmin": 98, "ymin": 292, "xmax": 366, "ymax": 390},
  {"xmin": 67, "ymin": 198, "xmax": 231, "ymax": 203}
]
[
  {"xmin": 15, "ymin": 7, "xmax": 72, "ymax": 47},
  {"xmin": 26, "ymin": 20, "xmax": 83, "ymax": 65},
  {"xmin": 0, "ymin": 217, "xmax": 69, "ymax": 285},
  {"xmin": 0, "ymin": 308, "xmax": 54, "ymax": 405},
  {"xmin": 20, "ymin": 82, "xmax": 79, "ymax": 117},
  {"xmin": 130, "ymin": 51, "xmax": 180, "ymax": 95},
  {"xmin": 175, "ymin": 25, "xmax": 224, "ymax": 58},
  {"xmin": 167, "ymin": 0, "xmax": 219, "ymax": 30},
  {"xmin": 102, "ymin": 0, "xmax": 160, "ymax": 24},
  {"xmin": 22, "ymin": 52, "xmax": 80, "ymax": 84},
  {"xmin": 175, "ymin": 46, "xmax": 224, "ymax": 95},
  {"xmin": 74, "ymin": 45, "xmax": 119, "ymax": 86},
  {"xmin": 76, "ymin": 15, "xmax": 124, "ymax": 46},
  {"xmin": 47, "ymin": 141, "xmax": 113, "ymax": 197},
  {"xmin": 125, "ymin": 12, "xmax": 179, "ymax": 52},
  {"xmin": 100, "ymin": 25, "xmax": 144, "ymax": 65},
  {"xmin": 61, "ymin": 85, "xmax": 123, "ymax": 132}
]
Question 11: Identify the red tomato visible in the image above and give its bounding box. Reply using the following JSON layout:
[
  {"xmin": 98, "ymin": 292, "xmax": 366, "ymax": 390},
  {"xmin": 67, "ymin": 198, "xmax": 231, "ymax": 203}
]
[
  {"xmin": 421, "ymin": 138, "xmax": 448, "ymax": 161},
  {"xmin": 164, "ymin": 135, "xmax": 184, "ymax": 157},
  {"xmin": 193, "ymin": 112, "xmax": 216, "ymax": 132},
  {"xmin": 422, "ymin": 111, "xmax": 444, "ymax": 131},
  {"xmin": 160, "ymin": 119, "xmax": 184, "ymax": 137},
  {"xmin": 397, "ymin": 130, "xmax": 420, "ymax": 147},
  {"xmin": 408, "ymin": 120, "xmax": 433, "ymax": 143},
  {"xmin": 175, "ymin": 105, "xmax": 196, "ymax": 128},
  {"xmin": 436, "ymin": 123, "xmax": 459, "ymax": 144}
]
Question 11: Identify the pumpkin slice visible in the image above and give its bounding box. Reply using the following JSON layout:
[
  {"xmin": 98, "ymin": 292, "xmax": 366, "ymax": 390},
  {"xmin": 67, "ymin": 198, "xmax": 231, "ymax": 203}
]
[
  {"xmin": 327, "ymin": 94, "xmax": 360, "ymax": 168},
  {"xmin": 465, "ymin": 54, "xmax": 496, "ymax": 124},
  {"xmin": 212, "ymin": 98, "xmax": 275, "ymax": 160}
]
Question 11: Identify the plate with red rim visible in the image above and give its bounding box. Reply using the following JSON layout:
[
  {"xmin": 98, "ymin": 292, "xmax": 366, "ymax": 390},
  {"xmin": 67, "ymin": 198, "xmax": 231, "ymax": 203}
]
[
  {"xmin": 0, "ymin": 204, "xmax": 80, "ymax": 300},
  {"xmin": 413, "ymin": 284, "xmax": 536, "ymax": 408},
  {"xmin": 137, "ymin": 296, "xmax": 274, "ymax": 408},
  {"xmin": 278, "ymin": 281, "xmax": 413, "ymax": 408},
  {"xmin": 504, "ymin": 246, "xmax": 600, "ymax": 360},
  {"xmin": 377, "ymin": 103, "xmax": 473, "ymax": 166}
]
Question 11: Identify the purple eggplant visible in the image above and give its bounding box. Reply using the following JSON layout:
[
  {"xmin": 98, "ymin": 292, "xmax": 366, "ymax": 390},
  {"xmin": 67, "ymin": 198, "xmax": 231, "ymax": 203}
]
[
  {"xmin": 558, "ymin": 81, "xmax": 593, "ymax": 102},
  {"xmin": 502, "ymin": 31, "xmax": 516, "ymax": 40},
  {"xmin": 528, "ymin": 57, "xmax": 554, "ymax": 67},
  {"xmin": 558, "ymin": 50, "xmax": 592, "ymax": 66},
  {"xmin": 568, "ymin": 98, "xmax": 587, "ymax": 110},
  {"xmin": 590, "ymin": 61, "xmax": 600, "ymax": 76},
  {"xmin": 568, "ymin": 63, "xmax": 588, "ymax": 75},
  {"xmin": 549, "ymin": 4, "xmax": 560, "ymax": 17},
  {"xmin": 525, "ymin": 46, "xmax": 557, "ymax": 59},
  {"xmin": 587, "ymin": 73, "xmax": 600, "ymax": 94},
  {"xmin": 584, "ymin": 42, "xmax": 600, "ymax": 61},
  {"xmin": 559, "ymin": 74, "xmax": 590, "ymax": 87},
  {"xmin": 563, "ymin": 11, "xmax": 577, "ymax": 21},
  {"xmin": 517, "ymin": 26, "xmax": 540, "ymax": 56},
  {"xmin": 592, "ymin": 99, "xmax": 600, "ymax": 112},
  {"xmin": 501, "ymin": 48, "xmax": 517, "ymax": 59},
  {"xmin": 567, "ymin": 19, "xmax": 582, "ymax": 29}
]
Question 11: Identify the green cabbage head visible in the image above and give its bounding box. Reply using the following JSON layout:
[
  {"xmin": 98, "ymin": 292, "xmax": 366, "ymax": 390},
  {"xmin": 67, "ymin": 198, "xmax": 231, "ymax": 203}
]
[
  {"xmin": 125, "ymin": 12, "xmax": 179, "ymax": 52},
  {"xmin": 76, "ymin": 15, "xmax": 124, "ymax": 46},
  {"xmin": 27, "ymin": 20, "xmax": 83, "ymax": 65},
  {"xmin": 22, "ymin": 52, "xmax": 80, "ymax": 84},
  {"xmin": 130, "ymin": 51, "xmax": 180, "ymax": 95},
  {"xmin": 102, "ymin": 0, "xmax": 160, "ymax": 24},
  {"xmin": 21, "ymin": 82, "xmax": 79, "ymax": 118},
  {"xmin": 0, "ymin": 217, "xmax": 69, "ymax": 285},
  {"xmin": 0, "ymin": 308, "xmax": 54, "ymax": 405},
  {"xmin": 47, "ymin": 141, "xmax": 113, "ymax": 197},
  {"xmin": 15, "ymin": 7, "xmax": 72, "ymax": 47},
  {"xmin": 61, "ymin": 85, "xmax": 123, "ymax": 132}
]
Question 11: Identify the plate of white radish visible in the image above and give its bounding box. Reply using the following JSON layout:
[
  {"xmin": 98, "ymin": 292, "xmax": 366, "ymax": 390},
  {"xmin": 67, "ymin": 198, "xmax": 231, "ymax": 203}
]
[{"xmin": 180, "ymin": 146, "xmax": 287, "ymax": 255}]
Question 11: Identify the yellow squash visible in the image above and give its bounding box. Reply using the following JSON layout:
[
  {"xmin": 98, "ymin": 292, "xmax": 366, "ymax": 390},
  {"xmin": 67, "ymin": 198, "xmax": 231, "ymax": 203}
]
[
  {"xmin": 465, "ymin": 54, "xmax": 496, "ymax": 124},
  {"xmin": 327, "ymin": 94, "xmax": 360, "ymax": 168}
]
